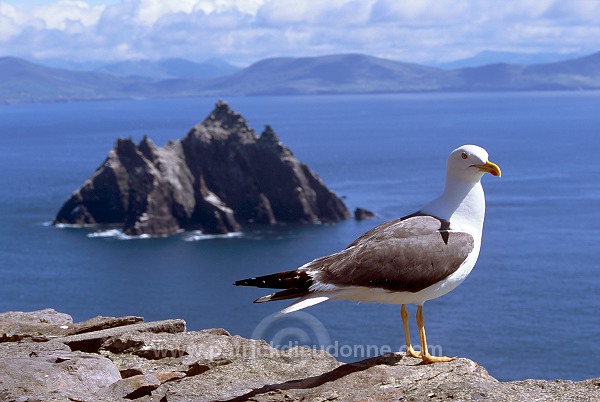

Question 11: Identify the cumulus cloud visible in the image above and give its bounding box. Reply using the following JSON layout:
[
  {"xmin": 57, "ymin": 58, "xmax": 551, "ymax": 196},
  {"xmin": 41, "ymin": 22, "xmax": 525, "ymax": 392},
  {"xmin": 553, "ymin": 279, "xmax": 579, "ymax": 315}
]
[
  {"xmin": 0, "ymin": 0, "xmax": 598, "ymax": 65},
  {"xmin": 32, "ymin": 0, "xmax": 104, "ymax": 29}
]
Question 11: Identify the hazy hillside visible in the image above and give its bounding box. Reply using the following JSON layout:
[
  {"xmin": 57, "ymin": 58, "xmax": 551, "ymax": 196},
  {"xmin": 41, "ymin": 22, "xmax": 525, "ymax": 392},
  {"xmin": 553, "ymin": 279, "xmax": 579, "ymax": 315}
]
[
  {"xmin": 0, "ymin": 57, "xmax": 142, "ymax": 103},
  {"xmin": 201, "ymin": 54, "xmax": 459, "ymax": 95},
  {"xmin": 525, "ymin": 51, "xmax": 600, "ymax": 77},
  {"xmin": 438, "ymin": 50, "xmax": 583, "ymax": 69},
  {"xmin": 458, "ymin": 51, "xmax": 600, "ymax": 90},
  {"xmin": 96, "ymin": 58, "xmax": 240, "ymax": 79},
  {"xmin": 1, "ymin": 51, "xmax": 599, "ymax": 104}
]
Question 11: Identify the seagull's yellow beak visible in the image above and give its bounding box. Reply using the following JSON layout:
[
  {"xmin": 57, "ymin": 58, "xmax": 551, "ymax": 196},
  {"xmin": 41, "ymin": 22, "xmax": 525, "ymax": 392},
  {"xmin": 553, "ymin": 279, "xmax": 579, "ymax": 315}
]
[{"xmin": 471, "ymin": 160, "xmax": 502, "ymax": 177}]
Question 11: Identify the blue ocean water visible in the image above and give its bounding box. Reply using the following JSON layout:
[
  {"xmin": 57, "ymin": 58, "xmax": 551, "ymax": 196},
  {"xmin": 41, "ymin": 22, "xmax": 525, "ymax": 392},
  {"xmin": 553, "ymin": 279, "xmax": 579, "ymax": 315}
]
[{"xmin": 0, "ymin": 93, "xmax": 599, "ymax": 382}]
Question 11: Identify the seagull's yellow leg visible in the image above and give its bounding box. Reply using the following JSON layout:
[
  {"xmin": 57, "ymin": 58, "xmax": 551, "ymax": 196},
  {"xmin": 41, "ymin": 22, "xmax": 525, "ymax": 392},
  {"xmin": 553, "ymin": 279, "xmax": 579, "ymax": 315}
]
[
  {"xmin": 401, "ymin": 304, "xmax": 420, "ymax": 358},
  {"xmin": 416, "ymin": 305, "xmax": 456, "ymax": 364}
]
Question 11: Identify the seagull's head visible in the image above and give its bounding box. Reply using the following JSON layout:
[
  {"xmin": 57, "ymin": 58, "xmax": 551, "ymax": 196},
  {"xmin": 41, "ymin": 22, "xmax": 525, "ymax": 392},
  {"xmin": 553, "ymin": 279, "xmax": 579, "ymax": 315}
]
[{"xmin": 447, "ymin": 145, "xmax": 502, "ymax": 182}]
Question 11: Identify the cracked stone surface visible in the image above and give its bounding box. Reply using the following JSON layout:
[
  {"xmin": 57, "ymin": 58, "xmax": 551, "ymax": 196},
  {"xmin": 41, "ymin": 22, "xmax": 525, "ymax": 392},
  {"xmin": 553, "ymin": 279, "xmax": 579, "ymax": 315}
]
[
  {"xmin": 0, "ymin": 308, "xmax": 73, "ymax": 342},
  {"xmin": 1, "ymin": 309, "xmax": 599, "ymax": 401}
]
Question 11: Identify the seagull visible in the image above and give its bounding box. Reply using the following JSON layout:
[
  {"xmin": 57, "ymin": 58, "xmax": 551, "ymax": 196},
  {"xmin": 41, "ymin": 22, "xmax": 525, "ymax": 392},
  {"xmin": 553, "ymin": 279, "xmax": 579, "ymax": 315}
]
[{"xmin": 235, "ymin": 144, "xmax": 501, "ymax": 364}]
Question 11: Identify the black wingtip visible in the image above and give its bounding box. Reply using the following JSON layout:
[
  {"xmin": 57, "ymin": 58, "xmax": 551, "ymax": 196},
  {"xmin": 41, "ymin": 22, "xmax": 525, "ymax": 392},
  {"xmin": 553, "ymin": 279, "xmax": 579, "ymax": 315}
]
[
  {"xmin": 234, "ymin": 270, "xmax": 313, "ymax": 290},
  {"xmin": 234, "ymin": 278, "xmax": 255, "ymax": 287}
]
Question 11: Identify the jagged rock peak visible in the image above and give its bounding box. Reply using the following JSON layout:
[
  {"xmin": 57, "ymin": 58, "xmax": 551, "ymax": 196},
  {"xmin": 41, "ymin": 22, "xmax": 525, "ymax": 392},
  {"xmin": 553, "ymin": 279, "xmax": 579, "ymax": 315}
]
[
  {"xmin": 138, "ymin": 135, "xmax": 159, "ymax": 162},
  {"xmin": 115, "ymin": 137, "xmax": 138, "ymax": 156},
  {"xmin": 138, "ymin": 135, "xmax": 154, "ymax": 148},
  {"xmin": 259, "ymin": 125, "xmax": 280, "ymax": 143},
  {"xmin": 205, "ymin": 100, "xmax": 249, "ymax": 130},
  {"xmin": 189, "ymin": 100, "xmax": 256, "ymax": 143}
]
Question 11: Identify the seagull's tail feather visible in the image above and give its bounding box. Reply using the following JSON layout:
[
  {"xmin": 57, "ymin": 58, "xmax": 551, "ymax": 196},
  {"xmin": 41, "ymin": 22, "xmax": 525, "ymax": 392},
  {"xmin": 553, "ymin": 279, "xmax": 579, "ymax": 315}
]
[
  {"xmin": 280, "ymin": 294, "xmax": 331, "ymax": 314},
  {"xmin": 234, "ymin": 269, "xmax": 314, "ymax": 304}
]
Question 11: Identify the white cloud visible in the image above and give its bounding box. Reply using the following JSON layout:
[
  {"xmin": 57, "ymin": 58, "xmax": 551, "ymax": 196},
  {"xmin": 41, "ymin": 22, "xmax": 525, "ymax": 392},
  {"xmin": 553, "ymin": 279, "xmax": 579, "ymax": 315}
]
[
  {"xmin": 0, "ymin": 0, "xmax": 598, "ymax": 65},
  {"xmin": 0, "ymin": 4, "xmax": 22, "ymax": 41},
  {"xmin": 120, "ymin": 0, "xmax": 264, "ymax": 26},
  {"xmin": 33, "ymin": 0, "xmax": 104, "ymax": 29},
  {"xmin": 131, "ymin": 0, "xmax": 196, "ymax": 26}
]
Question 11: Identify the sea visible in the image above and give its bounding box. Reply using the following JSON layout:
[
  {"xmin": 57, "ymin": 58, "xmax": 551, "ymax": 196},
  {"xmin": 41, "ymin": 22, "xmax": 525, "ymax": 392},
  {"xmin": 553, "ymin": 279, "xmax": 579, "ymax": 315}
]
[{"xmin": 1, "ymin": 92, "xmax": 599, "ymax": 382}]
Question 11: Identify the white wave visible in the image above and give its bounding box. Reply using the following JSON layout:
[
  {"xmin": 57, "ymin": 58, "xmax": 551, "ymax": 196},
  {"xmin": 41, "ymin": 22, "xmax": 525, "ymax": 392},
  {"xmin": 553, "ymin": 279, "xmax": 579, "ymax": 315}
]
[
  {"xmin": 54, "ymin": 222, "xmax": 96, "ymax": 229},
  {"xmin": 87, "ymin": 229, "xmax": 152, "ymax": 240},
  {"xmin": 87, "ymin": 229, "xmax": 125, "ymax": 238},
  {"xmin": 60, "ymin": 224, "xmax": 239, "ymax": 241},
  {"xmin": 183, "ymin": 231, "xmax": 243, "ymax": 241}
]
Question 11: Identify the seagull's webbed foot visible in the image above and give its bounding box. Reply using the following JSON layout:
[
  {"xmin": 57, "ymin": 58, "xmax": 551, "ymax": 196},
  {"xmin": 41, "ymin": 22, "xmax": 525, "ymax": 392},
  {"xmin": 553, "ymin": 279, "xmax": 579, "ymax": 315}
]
[{"xmin": 419, "ymin": 353, "xmax": 456, "ymax": 364}]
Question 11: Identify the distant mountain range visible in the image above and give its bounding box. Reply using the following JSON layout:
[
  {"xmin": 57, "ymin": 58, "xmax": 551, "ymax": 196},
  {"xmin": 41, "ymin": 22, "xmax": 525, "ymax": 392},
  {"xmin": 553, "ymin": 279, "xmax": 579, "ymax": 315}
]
[
  {"xmin": 95, "ymin": 58, "xmax": 240, "ymax": 79},
  {"xmin": 435, "ymin": 50, "xmax": 585, "ymax": 69},
  {"xmin": 1, "ymin": 52, "xmax": 599, "ymax": 104}
]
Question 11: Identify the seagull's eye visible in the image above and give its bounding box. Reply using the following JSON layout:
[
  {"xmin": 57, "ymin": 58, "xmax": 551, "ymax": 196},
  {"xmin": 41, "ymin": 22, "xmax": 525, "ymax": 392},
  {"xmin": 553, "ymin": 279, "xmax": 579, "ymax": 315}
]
[{"xmin": 461, "ymin": 152, "xmax": 468, "ymax": 159}]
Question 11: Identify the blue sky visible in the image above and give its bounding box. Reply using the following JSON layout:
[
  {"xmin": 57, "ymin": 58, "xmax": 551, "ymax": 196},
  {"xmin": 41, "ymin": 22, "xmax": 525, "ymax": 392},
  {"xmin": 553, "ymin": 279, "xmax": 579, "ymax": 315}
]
[{"xmin": 1, "ymin": 0, "xmax": 599, "ymax": 65}]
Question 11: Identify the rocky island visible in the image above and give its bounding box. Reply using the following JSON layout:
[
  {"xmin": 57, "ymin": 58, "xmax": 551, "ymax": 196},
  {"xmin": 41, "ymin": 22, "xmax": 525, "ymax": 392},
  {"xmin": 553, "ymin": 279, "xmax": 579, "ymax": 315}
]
[
  {"xmin": 1, "ymin": 309, "xmax": 598, "ymax": 401},
  {"xmin": 53, "ymin": 101, "xmax": 349, "ymax": 236}
]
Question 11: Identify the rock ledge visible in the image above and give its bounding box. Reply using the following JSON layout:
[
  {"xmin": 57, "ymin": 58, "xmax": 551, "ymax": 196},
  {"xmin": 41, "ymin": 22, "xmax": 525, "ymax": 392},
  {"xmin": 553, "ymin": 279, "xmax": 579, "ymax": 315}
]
[{"xmin": 1, "ymin": 309, "xmax": 598, "ymax": 401}]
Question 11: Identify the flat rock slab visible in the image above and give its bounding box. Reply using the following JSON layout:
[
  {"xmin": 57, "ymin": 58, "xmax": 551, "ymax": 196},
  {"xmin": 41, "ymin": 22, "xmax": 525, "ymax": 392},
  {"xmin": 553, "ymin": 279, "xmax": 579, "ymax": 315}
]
[
  {"xmin": 0, "ymin": 339, "xmax": 71, "ymax": 359},
  {"xmin": 0, "ymin": 346, "xmax": 120, "ymax": 401},
  {"xmin": 67, "ymin": 315, "xmax": 144, "ymax": 335},
  {"xmin": 0, "ymin": 308, "xmax": 73, "ymax": 342},
  {"xmin": 59, "ymin": 319, "xmax": 186, "ymax": 353}
]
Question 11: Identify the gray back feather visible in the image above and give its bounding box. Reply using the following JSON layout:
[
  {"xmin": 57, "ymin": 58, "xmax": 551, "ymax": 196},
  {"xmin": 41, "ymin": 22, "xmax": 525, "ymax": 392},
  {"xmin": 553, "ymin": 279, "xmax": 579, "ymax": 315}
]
[{"xmin": 309, "ymin": 215, "xmax": 474, "ymax": 292}]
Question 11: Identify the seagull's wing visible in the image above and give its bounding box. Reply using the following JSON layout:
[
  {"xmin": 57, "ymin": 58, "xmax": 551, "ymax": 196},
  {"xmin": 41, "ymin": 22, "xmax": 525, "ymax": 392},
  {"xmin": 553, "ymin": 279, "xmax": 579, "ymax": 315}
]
[
  {"xmin": 312, "ymin": 230, "xmax": 474, "ymax": 293},
  {"xmin": 235, "ymin": 215, "xmax": 473, "ymax": 305},
  {"xmin": 346, "ymin": 213, "xmax": 450, "ymax": 248}
]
